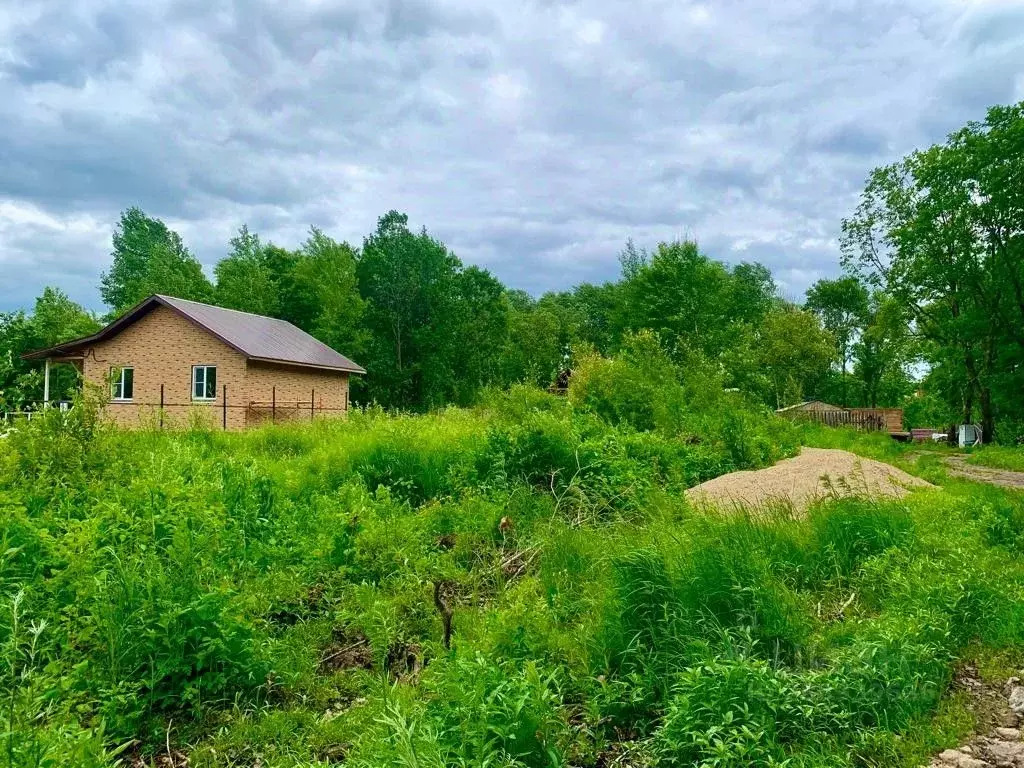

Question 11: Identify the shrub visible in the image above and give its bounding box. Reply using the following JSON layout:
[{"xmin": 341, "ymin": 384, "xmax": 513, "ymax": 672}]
[
  {"xmin": 568, "ymin": 332, "xmax": 687, "ymax": 434},
  {"xmin": 425, "ymin": 653, "xmax": 566, "ymax": 766}
]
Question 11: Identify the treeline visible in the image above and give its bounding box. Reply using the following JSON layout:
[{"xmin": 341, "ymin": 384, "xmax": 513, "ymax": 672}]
[
  {"xmin": 3, "ymin": 101, "xmax": 1024, "ymax": 441},
  {"xmin": 0, "ymin": 215, "xmax": 852, "ymax": 413}
]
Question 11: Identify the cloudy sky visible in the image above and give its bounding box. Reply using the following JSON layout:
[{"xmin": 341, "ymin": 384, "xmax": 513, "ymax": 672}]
[{"xmin": 1, "ymin": 0, "xmax": 1022, "ymax": 312}]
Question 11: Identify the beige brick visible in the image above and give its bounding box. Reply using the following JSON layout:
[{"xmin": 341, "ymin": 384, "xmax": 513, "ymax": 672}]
[{"xmin": 81, "ymin": 305, "xmax": 351, "ymax": 430}]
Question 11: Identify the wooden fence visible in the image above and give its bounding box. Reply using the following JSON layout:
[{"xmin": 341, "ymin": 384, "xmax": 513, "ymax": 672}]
[{"xmin": 790, "ymin": 408, "xmax": 888, "ymax": 431}]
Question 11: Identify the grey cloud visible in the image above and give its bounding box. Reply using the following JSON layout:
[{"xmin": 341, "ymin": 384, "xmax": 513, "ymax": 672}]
[
  {"xmin": 384, "ymin": 0, "xmax": 496, "ymax": 41},
  {"xmin": 5, "ymin": 7, "xmax": 139, "ymax": 86},
  {"xmin": 956, "ymin": 3, "xmax": 1024, "ymax": 53},
  {"xmin": 1, "ymin": 0, "xmax": 1021, "ymax": 313},
  {"xmin": 807, "ymin": 123, "xmax": 889, "ymax": 158}
]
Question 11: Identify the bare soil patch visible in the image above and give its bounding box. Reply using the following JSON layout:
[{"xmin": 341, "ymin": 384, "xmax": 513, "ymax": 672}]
[
  {"xmin": 319, "ymin": 627, "xmax": 373, "ymax": 673},
  {"xmin": 685, "ymin": 447, "xmax": 934, "ymax": 514},
  {"xmin": 944, "ymin": 455, "xmax": 1024, "ymax": 490}
]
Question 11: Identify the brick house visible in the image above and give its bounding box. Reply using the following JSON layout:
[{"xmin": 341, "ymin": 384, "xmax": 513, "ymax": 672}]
[{"xmin": 23, "ymin": 294, "xmax": 365, "ymax": 430}]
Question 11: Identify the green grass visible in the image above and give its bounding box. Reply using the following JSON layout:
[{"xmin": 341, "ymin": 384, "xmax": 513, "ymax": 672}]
[
  {"xmin": 965, "ymin": 445, "xmax": 1024, "ymax": 472},
  {"xmin": 799, "ymin": 422, "xmax": 1024, "ymax": 476},
  {"xmin": 1, "ymin": 395, "xmax": 1023, "ymax": 767}
]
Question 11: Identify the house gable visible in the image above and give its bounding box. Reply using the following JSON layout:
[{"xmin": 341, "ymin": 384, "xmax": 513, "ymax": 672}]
[{"xmin": 81, "ymin": 305, "xmax": 249, "ymax": 428}]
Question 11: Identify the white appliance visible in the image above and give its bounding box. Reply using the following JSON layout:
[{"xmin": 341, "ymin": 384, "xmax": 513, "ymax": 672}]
[{"xmin": 958, "ymin": 424, "xmax": 981, "ymax": 447}]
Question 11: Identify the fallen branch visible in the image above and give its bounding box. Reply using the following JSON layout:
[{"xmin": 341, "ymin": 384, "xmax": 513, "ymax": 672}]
[{"xmin": 319, "ymin": 637, "xmax": 368, "ymax": 667}]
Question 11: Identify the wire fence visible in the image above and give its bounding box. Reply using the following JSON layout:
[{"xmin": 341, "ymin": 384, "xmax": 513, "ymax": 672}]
[{"xmin": 3, "ymin": 385, "xmax": 349, "ymax": 431}]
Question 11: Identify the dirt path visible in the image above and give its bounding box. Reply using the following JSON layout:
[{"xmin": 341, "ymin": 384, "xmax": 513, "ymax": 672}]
[{"xmin": 942, "ymin": 455, "xmax": 1024, "ymax": 489}]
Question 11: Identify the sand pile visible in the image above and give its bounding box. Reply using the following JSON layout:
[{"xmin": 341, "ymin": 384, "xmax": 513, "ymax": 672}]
[{"xmin": 685, "ymin": 447, "xmax": 934, "ymax": 514}]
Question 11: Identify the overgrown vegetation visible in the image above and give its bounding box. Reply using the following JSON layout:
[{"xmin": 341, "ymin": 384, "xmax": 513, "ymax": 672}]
[{"xmin": 2, "ymin": 369, "xmax": 1024, "ymax": 767}]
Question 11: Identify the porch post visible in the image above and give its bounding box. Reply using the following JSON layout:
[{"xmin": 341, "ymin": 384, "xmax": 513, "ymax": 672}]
[{"xmin": 43, "ymin": 358, "xmax": 51, "ymax": 408}]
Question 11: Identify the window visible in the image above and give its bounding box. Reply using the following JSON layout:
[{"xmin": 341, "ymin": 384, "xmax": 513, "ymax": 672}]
[
  {"xmin": 192, "ymin": 365, "xmax": 217, "ymax": 400},
  {"xmin": 111, "ymin": 367, "xmax": 134, "ymax": 400}
]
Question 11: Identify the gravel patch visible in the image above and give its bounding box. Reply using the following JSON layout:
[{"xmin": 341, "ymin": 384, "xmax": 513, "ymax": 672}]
[
  {"xmin": 685, "ymin": 447, "xmax": 934, "ymax": 514},
  {"xmin": 926, "ymin": 669, "xmax": 1024, "ymax": 768}
]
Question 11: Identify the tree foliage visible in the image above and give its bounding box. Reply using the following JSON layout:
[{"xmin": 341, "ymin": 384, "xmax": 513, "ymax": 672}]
[
  {"xmin": 805, "ymin": 277, "xmax": 869, "ymax": 406},
  {"xmin": 0, "ymin": 288, "xmax": 99, "ymax": 410},
  {"xmin": 842, "ymin": 101, "xmax": 1024, "ymax": 441},
  {"xmin": 214, "ymin": 225, "xmax": 280, "ymax": 317},
  {"xmin": 101, "ymin": 207, "xmax": 213, "ymax": 314}
]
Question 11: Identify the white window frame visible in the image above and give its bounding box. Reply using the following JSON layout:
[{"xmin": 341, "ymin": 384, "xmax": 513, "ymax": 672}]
[
  {"xmin": 111, "ymin": 366, "xmax": 134, "ymax": 401},
  {"xmin": 191, "ymin": 365, "xmax": 217, "ymax": 401}
]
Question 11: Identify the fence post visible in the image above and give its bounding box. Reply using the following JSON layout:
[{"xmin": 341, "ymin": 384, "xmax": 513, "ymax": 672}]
[
  {"xmin": 272, "ymin": 386, "xmax": 276, "ymax": 424},
  {"xmin": 223, "ymin": 384, "xmax": 227, "ymax": 430},
  {"xmin": 159, "ymin": 384, "xmax": 165, "ymax": 430},
  {"xmin": 311, "ymin": 388, "xmax": 315, "ymax": 421}
]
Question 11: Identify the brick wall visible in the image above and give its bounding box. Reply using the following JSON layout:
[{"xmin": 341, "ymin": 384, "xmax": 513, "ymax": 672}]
[
  {"xmin": 80, "ymin": 305, "xmax": 352, "ymax": 430},
  {"xmin": 245, "ymin": 361, "xmax": 349, "ymax": 427}
]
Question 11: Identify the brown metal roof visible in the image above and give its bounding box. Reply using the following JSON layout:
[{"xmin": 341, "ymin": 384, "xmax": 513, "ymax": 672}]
[{"xmin": 23, "ymin": 294, "xmax": 366, "ymax": 374}]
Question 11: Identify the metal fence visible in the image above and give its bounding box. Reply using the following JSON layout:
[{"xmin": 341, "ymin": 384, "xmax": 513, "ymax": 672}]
[
  {"xmin": 3, "ymin": 386, "xmax": 348, "ymax": 431},
  {"xmin": 140, "ymin": 385, "xmax": 350, "ymax": 429},
  {"xmin": 1, "ymin": 401, "xmax": 71, "ymax": 427}
]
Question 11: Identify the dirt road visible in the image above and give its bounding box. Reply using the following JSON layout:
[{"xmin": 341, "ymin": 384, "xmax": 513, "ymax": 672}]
[{"xmin": 942, "ymin": 455, "xmax": 1024, "ymax": 489}]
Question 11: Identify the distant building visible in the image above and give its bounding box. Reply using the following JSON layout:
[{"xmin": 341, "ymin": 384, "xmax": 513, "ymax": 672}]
[{"xmin": 23, "ymin": 294, "xmax": 365, "ymax": 430}]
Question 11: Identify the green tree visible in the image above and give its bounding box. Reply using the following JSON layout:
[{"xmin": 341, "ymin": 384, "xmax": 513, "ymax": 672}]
[
  {"xmin": 214, "ymin": 225, "xmax": 366, "ymax": 366},
  {"xmin": 615, "ymin": 240, "xmax": 732, "ymax": 359},
  {"xmin": 434, "ymin": 266, "xmax": 509, "ymax": 405},
  {"xmin": 214, "ymin": 226, "xmax": 281, "ymax": 316},
  {"xmin": 842, "ymin": 101, "xmax": 1024, "ymax": 441},
  {"xmin": 292, "ymin": 228, "xmax": 366, "ymax": 360},
  {"xmin": 0, "ymin": 288, "xmax": 99, "ymax": 409},
  {"xmin": 571, "ymin": 282, "xmax": 620, "ymax": 354},
  {"xmin": 614, "ymin": 240, "xmax": 776, "ymax": 364},
  {"xmin": 804, "ymin": 277, "xmax": 869, "ymax": 406},
  {"xmin": 357, "ymin": 211, "xmax": 461, "ymax": 408},
  {"xmin": 730, "ymin": 262, "xmax": 777, "ymax": 326},
  {"xmin": 100, "ymin": 208, "xmax": 213, "ymax": 314},
  {"xmin": 852, "ymin": 293, "xmax": 914, "ymax": 408},
  {"xmin": 757, "ymin": 307, "xmax": 836, "ymax": 409},
  {"xmin": 499, "ymin": 292, "xmax": 566, "ymax": 387}
]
